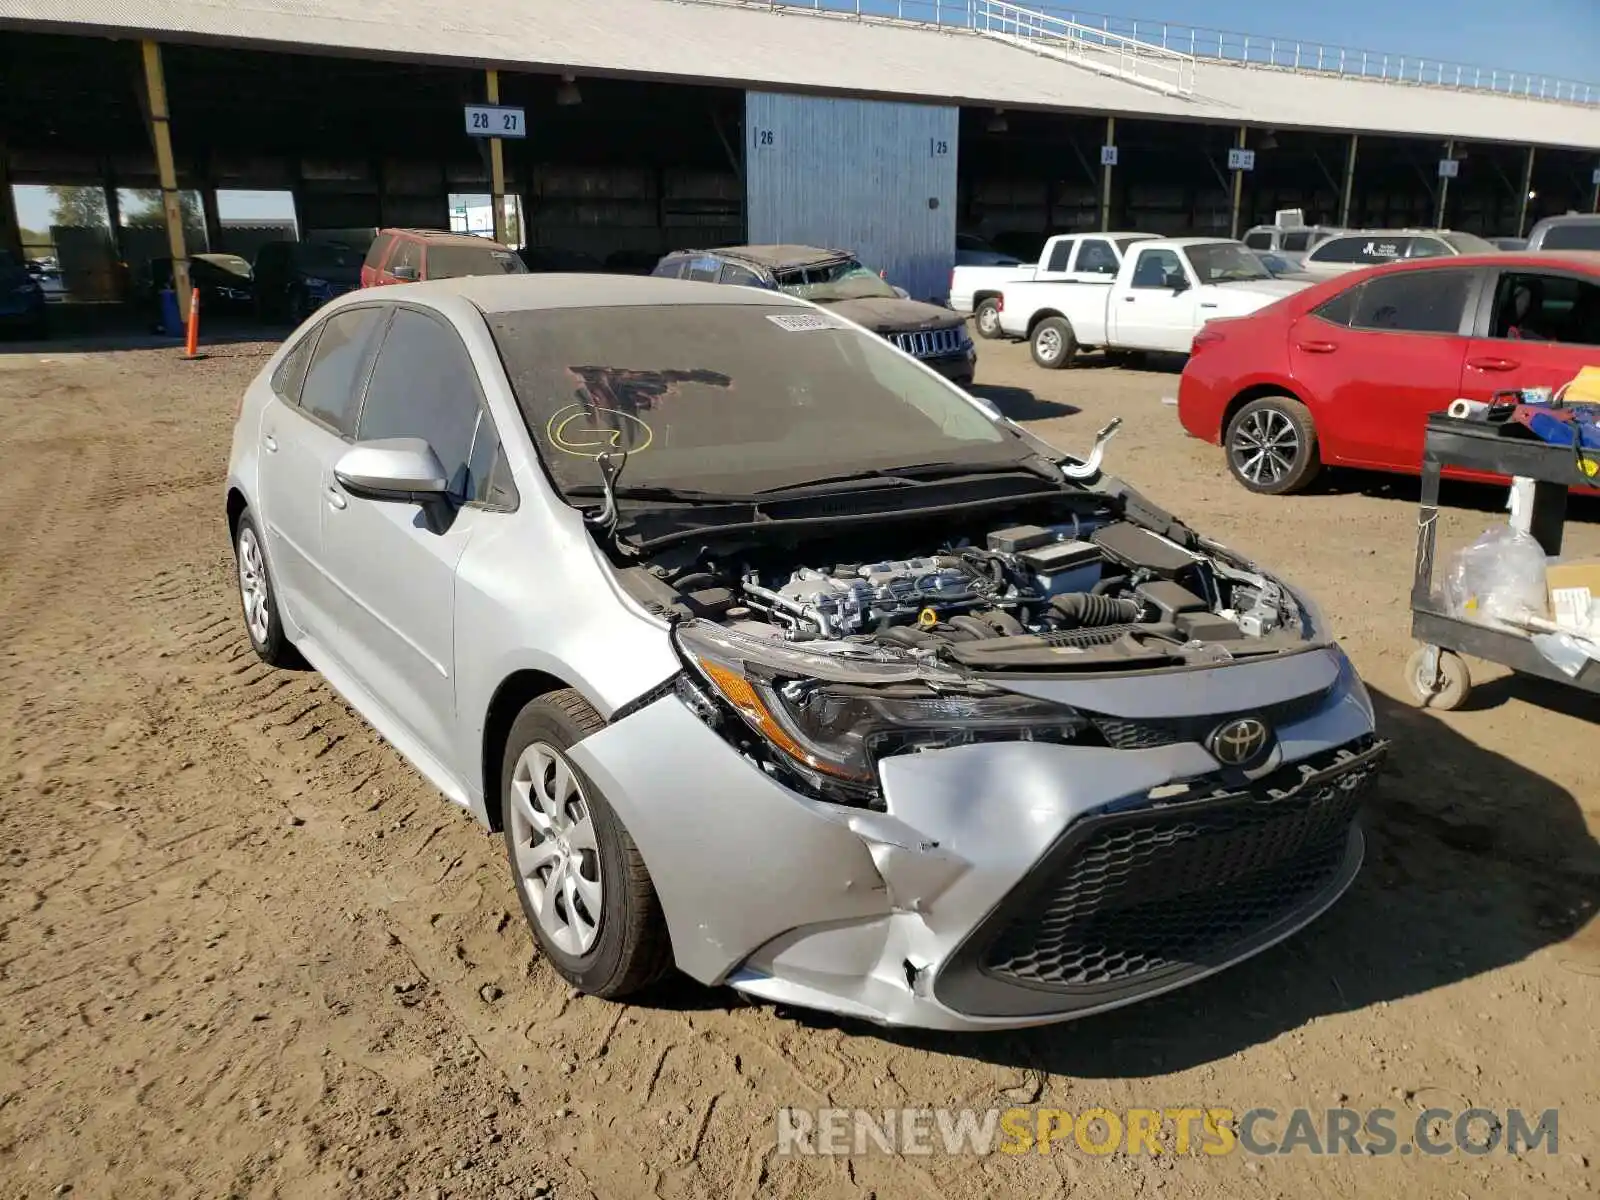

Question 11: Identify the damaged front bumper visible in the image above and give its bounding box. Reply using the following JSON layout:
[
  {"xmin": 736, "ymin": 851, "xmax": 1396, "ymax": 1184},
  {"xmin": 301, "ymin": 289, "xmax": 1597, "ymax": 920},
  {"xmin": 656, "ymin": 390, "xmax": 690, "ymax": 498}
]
[{"xmin": 563, "ymin": 646, "xmax": 1384, "ymax": 1031}]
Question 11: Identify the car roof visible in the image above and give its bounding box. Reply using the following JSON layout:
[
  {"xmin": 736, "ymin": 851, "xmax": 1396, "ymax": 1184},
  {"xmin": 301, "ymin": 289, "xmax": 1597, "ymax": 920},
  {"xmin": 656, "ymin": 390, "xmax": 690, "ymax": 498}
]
[
  {"xmin": 386, "ymin": 272, "xmax": 816, "ymax": 314},
  {"xmin": 672, "ymin": 245, "xmax": 851, "ymax": 270},
  {"xmin": 1530, "ymin": 214, "xmax": 1600, "ymax": 227},
  {"xmin": 380, "ymin": 228, "xmax": 515, "ymax": 249},
  {"xmin": 1139, "ymin": 237, "xmax": 1244, "ymax": 248}
]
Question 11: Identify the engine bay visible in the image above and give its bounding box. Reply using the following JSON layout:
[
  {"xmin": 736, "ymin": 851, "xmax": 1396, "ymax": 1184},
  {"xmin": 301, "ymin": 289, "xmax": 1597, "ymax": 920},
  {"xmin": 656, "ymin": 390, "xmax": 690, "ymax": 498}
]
[{"xmin": 616, "ymin": 502, "xmax": 1311, "ymax": 670}]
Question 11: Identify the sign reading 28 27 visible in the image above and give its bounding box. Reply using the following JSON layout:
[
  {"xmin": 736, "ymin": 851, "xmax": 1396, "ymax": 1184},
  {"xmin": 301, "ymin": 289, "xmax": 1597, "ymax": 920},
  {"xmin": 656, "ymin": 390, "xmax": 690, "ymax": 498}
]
[{"xmin": 464, "ymin": 105, "xmax": 527, "ymax": 139}]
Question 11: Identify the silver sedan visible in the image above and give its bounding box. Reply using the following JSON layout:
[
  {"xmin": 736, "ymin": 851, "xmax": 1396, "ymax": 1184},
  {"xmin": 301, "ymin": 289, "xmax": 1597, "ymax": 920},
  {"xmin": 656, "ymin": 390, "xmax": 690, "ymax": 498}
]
[{"xmin": 225, "ymin": 274, "xmax": 1384, "ymax": 1031}]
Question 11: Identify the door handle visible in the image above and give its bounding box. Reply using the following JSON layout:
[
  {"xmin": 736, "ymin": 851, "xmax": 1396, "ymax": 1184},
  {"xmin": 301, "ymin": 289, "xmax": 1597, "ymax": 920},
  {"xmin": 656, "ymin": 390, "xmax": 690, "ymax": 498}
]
[
  {"xmin": 325, "ymin": 486, "xmax": 347, "ymax": 511},
  {"xmin": 263, "ymin": 434, "xmax": 278, "ymax": 452},
  {"xmin": 1467, "ymin": 356, "xmax": 1520, "ymax": 372},
  {"xmin": 1296, "ymin": 340, "xmax": 1339, "ymax": 354},
  {"xmin": 1123, "ymin": 296, "xmax": 1137, "ymax": 302},
  {"xmin": 1199, "ymin": 302, "xmax": 1219, "ymax": 309}
]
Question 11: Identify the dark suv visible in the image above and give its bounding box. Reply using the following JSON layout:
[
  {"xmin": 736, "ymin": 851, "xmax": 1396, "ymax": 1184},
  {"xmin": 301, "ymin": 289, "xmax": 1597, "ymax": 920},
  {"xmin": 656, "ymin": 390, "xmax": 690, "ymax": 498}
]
[
  {"xmin": 253, "ymin": 239, "xmax": 362, "ymax": 322},
  {"xmin": 653, "ymin": 245, "xmax": 977, "ymax": 386}
]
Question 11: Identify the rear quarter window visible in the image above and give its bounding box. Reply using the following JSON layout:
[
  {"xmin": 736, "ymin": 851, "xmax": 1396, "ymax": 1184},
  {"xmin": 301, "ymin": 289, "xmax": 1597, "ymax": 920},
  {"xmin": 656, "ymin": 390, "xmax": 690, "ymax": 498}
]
[{"xmin": 1540, "ymin": 224, "xmax": 1600, "ymax": 251}]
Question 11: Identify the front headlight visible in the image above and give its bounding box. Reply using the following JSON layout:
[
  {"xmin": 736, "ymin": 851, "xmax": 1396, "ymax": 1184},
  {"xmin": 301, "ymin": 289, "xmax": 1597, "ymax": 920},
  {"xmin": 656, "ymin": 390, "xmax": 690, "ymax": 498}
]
[{"xmin": 674, "ymin": 621, "xmax": 1088, "ymax": 795}]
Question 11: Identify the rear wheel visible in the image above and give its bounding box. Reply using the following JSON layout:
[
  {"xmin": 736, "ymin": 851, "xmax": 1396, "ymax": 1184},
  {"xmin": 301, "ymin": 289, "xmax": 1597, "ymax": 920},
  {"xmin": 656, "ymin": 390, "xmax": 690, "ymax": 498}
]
[
  {"xmin": 234, "ymin": 511, "xmax": 297, "ymax": 666},
  {"xmin": 1030, "ymin": 317, "xmax": 1077, "ymax": 370},
  {"xmin": 1224, "ymin": 395, "xmax": 1321, "ymax": 495},
  {"xmin": 501, "ymin": 690, "xmax": 673, "ymax": 999},
  {"xmin": 974, "ymin": 298, "xmax": 1003, "ymax": 340}
]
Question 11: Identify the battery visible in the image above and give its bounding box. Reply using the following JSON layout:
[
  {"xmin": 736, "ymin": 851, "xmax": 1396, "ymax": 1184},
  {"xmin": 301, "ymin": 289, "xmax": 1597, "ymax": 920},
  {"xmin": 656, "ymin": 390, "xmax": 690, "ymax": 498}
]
[{"xmin": 987, "ymin": 524, "xmax": 1055, "ymax": 554}]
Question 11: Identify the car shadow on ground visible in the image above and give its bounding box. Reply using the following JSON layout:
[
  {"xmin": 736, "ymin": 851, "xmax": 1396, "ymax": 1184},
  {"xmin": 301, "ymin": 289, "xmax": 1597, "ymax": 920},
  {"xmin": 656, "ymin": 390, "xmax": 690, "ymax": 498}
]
[
  {"xmin": 968, "ymin": 383, "xmax": 1079, "ymax": 421},
  {"xmin": 0, "ymin": 310, "xmax": 281, "ymax": 356},
  {"xmin": 1311, "ymin": 468, "xmax": 1600, "ymax": 524},
  {"xmin": 716, "ymin": 687, "xmax": 1598, "ymax": 1072}
]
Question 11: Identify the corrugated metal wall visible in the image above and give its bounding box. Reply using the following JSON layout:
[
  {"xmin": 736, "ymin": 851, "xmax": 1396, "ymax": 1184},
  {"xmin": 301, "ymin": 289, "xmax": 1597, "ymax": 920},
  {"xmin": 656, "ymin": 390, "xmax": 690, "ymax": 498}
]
[{"xmin": 745, "ymin": 92, "xmax": 957, "ymax": 303}]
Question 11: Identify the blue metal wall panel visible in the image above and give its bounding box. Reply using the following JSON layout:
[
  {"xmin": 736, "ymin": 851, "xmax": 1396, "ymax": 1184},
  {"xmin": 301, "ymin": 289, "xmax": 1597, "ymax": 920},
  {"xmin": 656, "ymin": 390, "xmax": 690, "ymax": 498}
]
[{"xmin": 745, "ymin": 92, "xmax": 958, "ymax": 303}]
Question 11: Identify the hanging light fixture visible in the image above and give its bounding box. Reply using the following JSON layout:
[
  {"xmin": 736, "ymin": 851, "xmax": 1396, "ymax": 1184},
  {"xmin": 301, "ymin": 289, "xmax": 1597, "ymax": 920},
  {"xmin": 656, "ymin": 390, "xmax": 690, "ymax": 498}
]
[{"xmin": 555, "ymin": 73, "xmax": 582, "ymax": 107}]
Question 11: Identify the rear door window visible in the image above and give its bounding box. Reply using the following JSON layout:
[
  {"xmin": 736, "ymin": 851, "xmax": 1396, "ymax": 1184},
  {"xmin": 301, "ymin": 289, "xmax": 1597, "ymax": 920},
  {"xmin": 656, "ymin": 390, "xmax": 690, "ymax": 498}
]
[
  {"xmin": 1350, "ymin": 270, "xmax": 1472, "ymax": 334},
  {"xmin": 1044, "ymin": 240, "xmax": 1075, "ymax": 272},
  {"xmin": 298, "ymin": 307, "xmax": 386, "ymax": 435},
  {"xmin": 686, "ymin": 255, "xmax": 722, "ymax": 283},
  {"xmin": 1243, "ymin": 231, "xmax": 1273, "ymax": 250},
  {"xmin": 1405, "ymin": 237, "xmax": 1451, "ymax": 260},
  {"xmin": 652, "ymin": 256, "xmax": 687, "ymax": 278},
  {"xmin": 1312, "ymin": 284, "xmax": 1360, "ymax": 327},
  {"xmin": 1073, "ymin": 239, "xmax": 1118, "ymax": 276},
  {"xmin": 1281, "ymin": 231, "xmax": 1311, "ymax": 253},
  {"xmin": 720, "ymin": 262, "xmax": 765, "ymax": 287}
]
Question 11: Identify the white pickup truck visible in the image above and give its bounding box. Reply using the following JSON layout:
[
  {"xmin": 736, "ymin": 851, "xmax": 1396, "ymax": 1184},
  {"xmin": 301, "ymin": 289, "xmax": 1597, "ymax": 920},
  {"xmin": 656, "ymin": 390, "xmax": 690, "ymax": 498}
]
[
  {"xmin": 950, "ymin": 232, "xmax": 1158, "ymax": 339},
  {"xmin": 996, "ymin": 237, "xmax": 1311, "ymax": 368}
]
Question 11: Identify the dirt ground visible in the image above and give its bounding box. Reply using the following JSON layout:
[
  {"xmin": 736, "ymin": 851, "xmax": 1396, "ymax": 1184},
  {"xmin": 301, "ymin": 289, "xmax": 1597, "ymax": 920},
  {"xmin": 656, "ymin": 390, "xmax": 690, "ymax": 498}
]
[{"xmin": 1, "ymin": 334, "xmax": 1596, "ymax": 1200}]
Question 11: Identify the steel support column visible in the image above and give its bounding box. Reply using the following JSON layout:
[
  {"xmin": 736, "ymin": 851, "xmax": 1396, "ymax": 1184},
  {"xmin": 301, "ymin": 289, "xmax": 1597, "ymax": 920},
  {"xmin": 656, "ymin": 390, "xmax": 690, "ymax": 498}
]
[
  {"xmin": 139, "ymin": 39, "xmax": 191, "ymax": 321},
  {"xmin": 1100, "ymin": 116, "xmax": 1115, "ymax": 232},
  {"xmin": 1340, "ymin": 133, "xmax": 1359, "ymax": 227},
  {"xmin": 486, "ymin": 69, "xmax": 509, "ymax": 245},
  {"xmin": 1516, "ymin": 146, "xmax": 1536, "ymax": 237},
  {"xmin": 1229, "ymin": 125, "xmax": 1247, "ymax": 239},
  {"xmin": 1436, "ymin": 138, "xmax": 1454, "ymax": 228},
  {"xmin": 0, "ymin": 142, "xmax": 22, "ymax": 261}
]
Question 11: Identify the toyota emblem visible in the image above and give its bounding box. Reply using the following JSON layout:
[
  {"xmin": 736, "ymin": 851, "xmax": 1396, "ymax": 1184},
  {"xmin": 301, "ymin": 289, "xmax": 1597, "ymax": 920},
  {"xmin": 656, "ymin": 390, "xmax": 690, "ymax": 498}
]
[{"xmin": 1209, "ymin": 716, "xmax": 1272, "ymax": 767}]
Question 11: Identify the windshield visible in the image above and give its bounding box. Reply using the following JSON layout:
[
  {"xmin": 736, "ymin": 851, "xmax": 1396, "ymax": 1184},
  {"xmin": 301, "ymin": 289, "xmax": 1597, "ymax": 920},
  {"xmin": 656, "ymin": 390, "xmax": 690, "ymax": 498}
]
[
  {"xmin": 487, "ymin": 304, "xmax": 1020, "ymax": 497},
  {"xmin": 195, "ymin": 253, "xmax": 252, "ymax": 278},
  {"xmin": 427, "ymin": 243, "xmax": 528, "ymax": 279},
  {"xmin": 1185, "ymin": 242, "xmax": 1272, "ymax": 283},
  {"xmin": 772, "ymin": 261, "xmax": 898, "ymax": 303},
  {"xmin": 1441, "ymin": 232, "xmax": 1497, "ymax": 254},
  {"xmin": 298, "ymin": 241, "xmax": 360, "ymax": 272}
]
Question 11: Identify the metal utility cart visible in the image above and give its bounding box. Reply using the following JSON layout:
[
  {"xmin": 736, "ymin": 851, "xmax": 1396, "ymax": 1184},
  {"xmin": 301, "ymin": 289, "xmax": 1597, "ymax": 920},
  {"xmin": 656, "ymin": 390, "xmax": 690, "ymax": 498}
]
[{"xmin": 1408, "ymin": 411, "xmax": 1600, "ymax": 710}]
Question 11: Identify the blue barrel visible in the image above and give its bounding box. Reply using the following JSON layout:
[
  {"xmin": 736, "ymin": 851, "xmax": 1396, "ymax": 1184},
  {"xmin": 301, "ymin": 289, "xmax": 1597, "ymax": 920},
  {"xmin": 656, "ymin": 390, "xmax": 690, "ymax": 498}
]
[{"xmin": 158, "ymin": 287, "xmax": 183, "ymax": 337}]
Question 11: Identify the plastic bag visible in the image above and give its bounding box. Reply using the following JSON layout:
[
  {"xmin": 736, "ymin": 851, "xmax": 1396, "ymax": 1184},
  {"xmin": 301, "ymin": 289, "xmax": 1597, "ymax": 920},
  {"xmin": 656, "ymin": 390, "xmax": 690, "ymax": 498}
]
[{"xmin": 1444, "ymin": 526, "xmax": 1550, "ymax": 628}]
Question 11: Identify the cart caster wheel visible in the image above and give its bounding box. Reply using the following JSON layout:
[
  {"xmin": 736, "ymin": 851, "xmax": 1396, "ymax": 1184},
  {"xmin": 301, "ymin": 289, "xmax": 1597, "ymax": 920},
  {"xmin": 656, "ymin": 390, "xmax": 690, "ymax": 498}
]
[{"xmin": 1406, "ymin": 646, "xmax": 1472, "ymax": 711}]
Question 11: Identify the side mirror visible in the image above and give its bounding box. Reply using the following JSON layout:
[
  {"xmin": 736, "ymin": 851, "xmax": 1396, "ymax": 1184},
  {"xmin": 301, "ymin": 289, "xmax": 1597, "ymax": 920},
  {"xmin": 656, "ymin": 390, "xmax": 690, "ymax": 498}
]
[
  {"xmin": 1170, "ymin": 276, "xmax": 1191, "ymax": 294},
  {"xmin": 390, "ymin": 264, "xmax": 419, "ymax": 282},
  {"xmin": 334, "ymin": 438, "xmax": 449, "ymax": 504}
]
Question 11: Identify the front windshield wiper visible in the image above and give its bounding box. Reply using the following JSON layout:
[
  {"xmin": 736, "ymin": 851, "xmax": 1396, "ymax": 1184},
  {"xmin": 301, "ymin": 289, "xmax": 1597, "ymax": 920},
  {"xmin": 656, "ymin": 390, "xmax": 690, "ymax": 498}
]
[
  {"xmin": 566, "ymin": 483, "xmax": 755, "ymax": 505},
  {"xmin": 752, "ymin": 458, "xmax": 1057, "ymax": 495}
]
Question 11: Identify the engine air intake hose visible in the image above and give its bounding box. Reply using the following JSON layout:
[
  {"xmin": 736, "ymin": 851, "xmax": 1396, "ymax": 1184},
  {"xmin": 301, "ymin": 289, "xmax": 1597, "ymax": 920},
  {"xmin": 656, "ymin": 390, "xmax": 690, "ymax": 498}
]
[{"xmin": 1049, "ymin": 593, "xmax": 1144, "ymax": 628}]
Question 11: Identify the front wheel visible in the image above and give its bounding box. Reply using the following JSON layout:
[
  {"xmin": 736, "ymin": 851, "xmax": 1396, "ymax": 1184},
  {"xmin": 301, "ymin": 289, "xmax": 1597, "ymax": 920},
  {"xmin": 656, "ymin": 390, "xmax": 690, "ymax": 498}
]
[
  {"xmin": 501, "ymin": 690, "xmax": 673, "ymax": 999},
  {"xmin": 1030, "ymin": 317, "xmax": 1077, "ymax": 370},
  {"xmin": 1224, "ymin": 395, "xmax": 1321, "ymax": 495},
  {"xmin": 974, "ymin": 298, "xmax": 1004, "ymax": 340}
]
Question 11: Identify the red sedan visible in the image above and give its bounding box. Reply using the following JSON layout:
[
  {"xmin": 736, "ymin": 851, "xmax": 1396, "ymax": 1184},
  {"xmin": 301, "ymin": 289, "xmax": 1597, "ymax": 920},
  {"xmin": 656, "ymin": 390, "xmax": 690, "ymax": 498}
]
[{"xmin": 1178, "ymin": 252, "xmax": 1600, "ymax": 494}]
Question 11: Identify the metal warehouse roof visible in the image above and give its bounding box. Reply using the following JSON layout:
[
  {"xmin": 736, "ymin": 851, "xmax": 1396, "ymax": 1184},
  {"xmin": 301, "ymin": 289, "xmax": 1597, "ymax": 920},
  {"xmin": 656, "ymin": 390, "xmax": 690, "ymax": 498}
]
[{"xmin": 3, "ymin": 0, "xmax": 1598, "ymax": 151}]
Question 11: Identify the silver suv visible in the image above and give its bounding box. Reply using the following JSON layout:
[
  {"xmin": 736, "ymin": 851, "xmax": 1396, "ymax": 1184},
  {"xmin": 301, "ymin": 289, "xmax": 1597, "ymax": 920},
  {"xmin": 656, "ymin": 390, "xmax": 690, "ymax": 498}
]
[
  {"xmin": 226, "ymin": 274, "xmax": 1383, "ymax": 1031},
  {"xmin": 1301, "ymin": 229, "xmax": 1498, "ymax": 278}
]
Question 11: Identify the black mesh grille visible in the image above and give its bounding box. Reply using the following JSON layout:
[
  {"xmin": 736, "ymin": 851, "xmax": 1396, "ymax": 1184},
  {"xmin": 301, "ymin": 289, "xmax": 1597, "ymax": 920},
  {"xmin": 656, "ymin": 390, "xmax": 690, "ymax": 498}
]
[
  {"xmin": 1089, "ymin": 689, "xmax": 1332, "ymax": 751},
  {"xmin": 979, "ymin": 745, "xmax": 1381, "ymax": 992}
]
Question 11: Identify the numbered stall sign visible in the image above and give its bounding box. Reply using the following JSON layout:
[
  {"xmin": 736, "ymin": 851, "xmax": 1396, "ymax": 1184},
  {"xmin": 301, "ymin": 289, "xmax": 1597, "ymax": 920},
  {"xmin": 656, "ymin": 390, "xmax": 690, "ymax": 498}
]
[
  {"xmin": 464, "ymin": 105, "xmax": 527, "ymax": 139},
  {"xmin": 1227, "ymin": 148, "xmax": 1256, "ymax": 172},
  {"xmin": 929, "ymin": 137, "xmax": 950, "ymax": 158},
  {"xmin": 1592, "ymin": 167, "xmax": 1600, "ymax": 186},
  {"xmin": 1100, "ymin": 145, "xmax": 1119, "ymax": 167},
  {"xmin": 753, "ymin": 127, "xmax": 777, "ymax": 152},
  {"xmin": 1438, "ymin": 158, "xmax": 1460, "ymax": 179}
]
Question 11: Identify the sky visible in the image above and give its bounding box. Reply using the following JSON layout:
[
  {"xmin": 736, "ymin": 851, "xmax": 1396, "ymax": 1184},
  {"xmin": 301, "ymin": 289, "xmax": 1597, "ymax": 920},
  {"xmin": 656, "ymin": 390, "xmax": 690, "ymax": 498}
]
[{"xmin": 1072, "ymin": 0, "xmax": 1600, "ymax": 82}]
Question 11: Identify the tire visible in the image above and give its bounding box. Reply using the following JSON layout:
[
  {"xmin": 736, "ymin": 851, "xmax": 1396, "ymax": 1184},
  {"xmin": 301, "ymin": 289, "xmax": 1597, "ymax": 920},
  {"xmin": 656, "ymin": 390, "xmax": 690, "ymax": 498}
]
[
  {"xmin": 500, "ymin": 690, "xmax": 673, "ymax": 999},
  {"xmin": 1405, "ymin": 646, "xmax": 1472, "ymax": 711},
  {"xmin": 974, "ymin": 297, "xmax": 1004, "ymax": 340},
  {"xmin": 234, "ymin": 510, "xmax": 298, "ymax": 666},
  {"xmin": 1224, "ymin": 395, "xmax": 1321, "ymax": 495},
  {"xmin": 1030, "ymin": 316, "xmax": 1077, "ymax": 370}
]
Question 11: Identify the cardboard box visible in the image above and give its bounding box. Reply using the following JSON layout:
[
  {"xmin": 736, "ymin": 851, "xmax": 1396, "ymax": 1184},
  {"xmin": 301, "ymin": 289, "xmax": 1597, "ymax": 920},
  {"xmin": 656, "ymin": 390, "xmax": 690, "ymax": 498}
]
[{"xmin": 1546, "ymin": 558, "xmax": 1600, "ymax": 635}]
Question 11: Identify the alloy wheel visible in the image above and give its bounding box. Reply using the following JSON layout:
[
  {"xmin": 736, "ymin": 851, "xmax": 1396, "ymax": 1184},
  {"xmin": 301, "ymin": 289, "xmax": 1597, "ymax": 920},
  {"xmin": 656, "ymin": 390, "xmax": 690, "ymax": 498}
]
[
  {"xmin": 1230, "ymin": 408, "xmax": 1301, "ymax": 487},
  {"xmin": 508, "ymin": 742, "xmax": 604, "ymax": 956},
  {"xmin": 1035, "ymin": 327, "xmax": 1062, "ymax": 362},
  {"xmin": 237, "ymin": 525, "xmax": 271, "ymax": 646}
]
